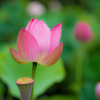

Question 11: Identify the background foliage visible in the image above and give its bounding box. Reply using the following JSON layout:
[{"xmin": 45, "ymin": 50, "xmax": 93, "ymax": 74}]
[{"xmin": 0, "ymin": 0, "xmax": 100, "ymax": 100}]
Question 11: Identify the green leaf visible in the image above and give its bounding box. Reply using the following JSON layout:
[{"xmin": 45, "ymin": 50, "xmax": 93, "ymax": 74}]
[{"xmin": 0, "ymin": 44, "xmax": 66, "ymax": 98}]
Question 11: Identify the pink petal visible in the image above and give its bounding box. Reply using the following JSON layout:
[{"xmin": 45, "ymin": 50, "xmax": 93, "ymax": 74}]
[
  {"xmin": 30, "ymin": 20, "xmax": 51, "ymax": 62},
  {"xmin": 25, "ymin": 18, "xmax": 38, "ymax": 33},
  {"xmin": 17, "ymin": 28, "xmax": 39, "ymax": 61},
  {"xmin": 10, "ymin": 47, "xmax": 29, "ymax": 64},
  {"xmin": 25, "ymin": 18, "xmax": 34, "ymax": 32},
  {"xmin": 48, "ymin": 22, "xmax": 62, "ymax": 54},
  {"xmin": 38, "ymin": 42, "xmax": 63, "ymax": 66},
  {"xmin": 29, "ymin": 19, "xmax": 38, "ymax": 33}
]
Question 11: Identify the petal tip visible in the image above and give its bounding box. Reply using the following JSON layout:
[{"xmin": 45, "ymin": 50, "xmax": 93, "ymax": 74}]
[
  {"xmin": 31, "ymin": 18, "xmax": 34, "ymax": 21},
  {"xmin": 60, "ymin": 42, "xmax": 63, "ymax": 46},
  {"xmin": 29, "ymin": 18, "xmax": 34, "ymax": 23},
  {"xmin": 58, "ymin": 22, "xmax": 62, "ymax": 28},
  {"xmin": 9, "ymin": 46, "xmax": 11, "ymax": 49},
  {"xmin": 59, "ymin": 22, "xmax": 62, "ymax": 25},
  {"xmin": 9, "ymin": 46, "xmax": 14, "ymax": 52},
  {"xmin": 20, "ymin": 28, "xmax": 25, "ymax": 31}
]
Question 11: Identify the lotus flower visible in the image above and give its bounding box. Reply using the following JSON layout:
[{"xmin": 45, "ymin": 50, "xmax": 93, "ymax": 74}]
[
  {"xmin": 95, "ymin": 82, "xmax": 100, "ymax": 100},
  {"xmin": 10, "ymin": 18, "xmax": 63, "ymax": 66},
  {"xmin": 74, "ymin": 21, "xmax": 93, "ymax": 42}
]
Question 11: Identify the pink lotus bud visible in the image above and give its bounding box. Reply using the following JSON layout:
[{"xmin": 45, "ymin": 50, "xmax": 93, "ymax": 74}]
[
  {"xmin": 15, "ymin": 77, "xmax": 34, "ymax": 100},
  {"xmin": 95, "ymin": 82, "xmax": 100, "ymax": 100},
  {"xmin": 10, "ymin": 18, "xmax": 63, "ymax": 66},
  {"xmin": 74, "ymin": 21, "xmax": 93, "ymax": 42},
  {"xmin": 26, "ymin": 1, "xmax": 46, "ymax": 16}
]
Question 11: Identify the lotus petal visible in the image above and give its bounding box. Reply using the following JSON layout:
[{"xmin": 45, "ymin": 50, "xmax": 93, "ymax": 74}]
[
  {"xmin": 17, "ymin": 28, "xmax": 39, "ymax": 61},
  {"xmin": 48, "ymin": 23, "xmax": 62, "ymax": 54},
  {"xmin": 39, "ymin": 42, "xmax": 63, "ymax": 66},
  {"xmin": 30, "ymin": 20, "xmax": 51, "ymax": 62},
  {"xmin": 10, "ymin": 47, "xmax": 28, "ymax": 64}
]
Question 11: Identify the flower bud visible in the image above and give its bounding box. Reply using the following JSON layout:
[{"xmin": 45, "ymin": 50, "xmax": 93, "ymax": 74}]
[
  {"xmin": 74, "ymin": 21, "xmax": 93, "ymax": 42},
  {"xmin": 26, "ymin": 1, "xmax": 46, "ymax": 16},
  {"xmin": 15, "ymin": 77, "xmax": 34, "ymax": 100},
  {"xmin": 95, "ymin": 82, "xmax": 100, "ymax": 100}
]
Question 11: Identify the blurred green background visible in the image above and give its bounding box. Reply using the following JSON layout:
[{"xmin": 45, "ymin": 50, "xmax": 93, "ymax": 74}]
[{"xmin": 0, "ymin": 0, "xmax": 100, "ymax": 100}]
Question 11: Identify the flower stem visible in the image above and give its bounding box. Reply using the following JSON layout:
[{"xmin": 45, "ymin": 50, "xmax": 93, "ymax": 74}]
[
  {"xmin": 30, "ymin": 62, "xmax": 37, "ymax": 100},
  {"xmin": 75, "ymin": 43, "xmax": 86, "ymax": 87},
  {"xmin": 75, "ymin": 51, "xmax": 83, "ymax": 86}
]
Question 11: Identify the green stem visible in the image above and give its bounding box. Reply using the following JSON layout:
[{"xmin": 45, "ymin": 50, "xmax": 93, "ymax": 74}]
[
  {"xmin": 30, "ymin": 62, "xmax": 37, "ymax": 100},
  {"xmin": 75, "ymin": 52, "xmax": 83, "ymax": 86},
  {"xmin": 75, "ymin": 43, "xmax": 86, "ymax": 87}
]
